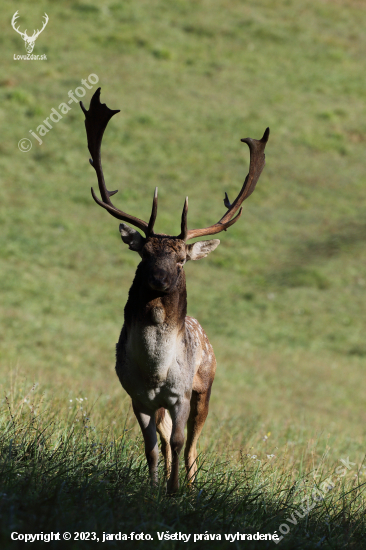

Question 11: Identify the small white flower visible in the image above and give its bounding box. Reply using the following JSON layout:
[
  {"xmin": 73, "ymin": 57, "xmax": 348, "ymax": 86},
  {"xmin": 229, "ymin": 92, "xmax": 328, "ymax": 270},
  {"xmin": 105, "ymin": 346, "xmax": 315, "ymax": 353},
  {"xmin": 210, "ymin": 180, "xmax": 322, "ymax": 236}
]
[
  {"xmin": 267, "ymin": 454, "xmax": 276, "ymax": 459},
  {"xmin": 69, "ymin": 400, "xmax": 72, "ymax": 402}
]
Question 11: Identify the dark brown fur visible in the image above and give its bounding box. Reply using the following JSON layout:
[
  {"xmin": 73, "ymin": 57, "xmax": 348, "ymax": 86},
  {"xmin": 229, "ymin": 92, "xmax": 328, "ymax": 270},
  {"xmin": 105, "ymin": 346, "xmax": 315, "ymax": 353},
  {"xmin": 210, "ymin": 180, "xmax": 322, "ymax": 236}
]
[{"xmin": 115, "ymin": 235, "xmax": 217, "ymax": 492}]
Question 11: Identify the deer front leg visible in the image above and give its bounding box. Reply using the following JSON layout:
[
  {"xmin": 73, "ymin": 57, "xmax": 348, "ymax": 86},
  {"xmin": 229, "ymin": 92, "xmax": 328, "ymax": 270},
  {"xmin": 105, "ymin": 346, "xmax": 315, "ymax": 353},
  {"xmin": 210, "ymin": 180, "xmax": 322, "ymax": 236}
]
[
  {"xmin": 132, "ymin": 401, "xmax": 159, "ymax": 486},
  {"xmin": 167, "ymin": 399, "xmax": 191, "ymax": 494},
  {"xmin": 184, "ymin": 388, "xmax": 211, "ymax": 485},
  {"xmin": 155, "ymin": 408, "xmax": 172, "ymax": 478}
]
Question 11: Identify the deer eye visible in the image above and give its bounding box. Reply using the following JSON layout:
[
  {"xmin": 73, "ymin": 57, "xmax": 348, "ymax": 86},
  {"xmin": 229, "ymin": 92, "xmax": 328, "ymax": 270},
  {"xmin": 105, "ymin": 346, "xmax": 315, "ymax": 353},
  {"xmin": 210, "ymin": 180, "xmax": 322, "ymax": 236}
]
[{"xmin": 177, "ymin": 258, "xmax": 186, "ymax": 267}]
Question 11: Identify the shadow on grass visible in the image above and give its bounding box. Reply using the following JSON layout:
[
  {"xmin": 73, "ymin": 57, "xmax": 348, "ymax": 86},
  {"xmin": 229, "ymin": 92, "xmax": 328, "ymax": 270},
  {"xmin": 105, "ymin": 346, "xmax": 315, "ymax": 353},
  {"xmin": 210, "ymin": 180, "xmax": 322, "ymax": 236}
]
[
  {"xmin": 1, "ymin": 402, "xmax": 366, "ymax": 549},
  {"xmin": 267, "ymin": 219, "xmax": 366, "ymax": 290},
  {"xmin": 299, "ymin": 221, "xmax": 366, "ymax": 261}
]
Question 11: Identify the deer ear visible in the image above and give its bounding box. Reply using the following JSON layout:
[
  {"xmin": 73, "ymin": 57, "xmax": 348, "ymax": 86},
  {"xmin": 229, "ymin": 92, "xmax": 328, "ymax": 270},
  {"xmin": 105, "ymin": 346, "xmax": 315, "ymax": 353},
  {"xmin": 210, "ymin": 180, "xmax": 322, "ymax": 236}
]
[
  {"xmin": 119, "ymin": 223, "xmax": 145, "ymax": 252},
  {"xmin": 186, "ymin": 239, "xmax": 220, "ymax": 261}
]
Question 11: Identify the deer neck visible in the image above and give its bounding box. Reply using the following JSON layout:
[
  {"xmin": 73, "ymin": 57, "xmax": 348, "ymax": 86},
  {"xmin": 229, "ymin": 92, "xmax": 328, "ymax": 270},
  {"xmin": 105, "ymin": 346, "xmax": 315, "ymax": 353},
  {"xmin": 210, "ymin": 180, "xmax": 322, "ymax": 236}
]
[
  {"xmin": 123, "ymin": 265, "xmax": 187, "ymax": 377},
  {"xmin": 125, "ymin": 266, "xmax": 187, "ymax": 330}
]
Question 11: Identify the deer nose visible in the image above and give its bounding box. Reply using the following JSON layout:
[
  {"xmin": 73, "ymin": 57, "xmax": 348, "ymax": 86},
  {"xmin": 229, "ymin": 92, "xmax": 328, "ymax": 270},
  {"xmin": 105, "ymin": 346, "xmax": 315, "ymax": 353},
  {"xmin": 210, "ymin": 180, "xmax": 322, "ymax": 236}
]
[{"xmin": 148, "ymin": 269, "xmax": 170, "ymax": 292}]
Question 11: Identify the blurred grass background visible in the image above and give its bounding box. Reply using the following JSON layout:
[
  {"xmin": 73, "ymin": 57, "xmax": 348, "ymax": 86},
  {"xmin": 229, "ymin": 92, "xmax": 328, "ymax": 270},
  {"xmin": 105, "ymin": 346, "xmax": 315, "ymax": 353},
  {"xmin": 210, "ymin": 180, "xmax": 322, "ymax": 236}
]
[{"xmin": 1, "ymin": 0, "xmax": 366, "ymax": 479}]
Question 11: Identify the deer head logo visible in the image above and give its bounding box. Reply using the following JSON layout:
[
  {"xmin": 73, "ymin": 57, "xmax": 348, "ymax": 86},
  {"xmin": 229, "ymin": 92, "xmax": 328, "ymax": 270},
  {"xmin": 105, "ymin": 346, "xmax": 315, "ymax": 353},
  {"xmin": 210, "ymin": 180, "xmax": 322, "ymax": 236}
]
[{"xmin": 11, "ymin": 11, "xmax": 48, "ymax": 54}]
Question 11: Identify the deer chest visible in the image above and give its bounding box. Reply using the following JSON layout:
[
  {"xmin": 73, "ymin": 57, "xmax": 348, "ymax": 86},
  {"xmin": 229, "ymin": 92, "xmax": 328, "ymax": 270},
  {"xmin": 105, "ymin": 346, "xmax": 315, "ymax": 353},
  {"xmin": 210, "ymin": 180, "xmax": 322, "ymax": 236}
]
[{"xmin": 115, "ymin": 323, "xmax": 195, "ymax": 410}]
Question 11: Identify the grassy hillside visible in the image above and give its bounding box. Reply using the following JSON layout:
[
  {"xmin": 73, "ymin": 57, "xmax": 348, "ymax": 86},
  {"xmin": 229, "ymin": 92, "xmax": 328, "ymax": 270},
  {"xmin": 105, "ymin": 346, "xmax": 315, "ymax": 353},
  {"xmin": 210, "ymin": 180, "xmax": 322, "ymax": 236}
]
[{"xmin": 1, "ymin": 0, "xmax": 366, "ymax": 547}]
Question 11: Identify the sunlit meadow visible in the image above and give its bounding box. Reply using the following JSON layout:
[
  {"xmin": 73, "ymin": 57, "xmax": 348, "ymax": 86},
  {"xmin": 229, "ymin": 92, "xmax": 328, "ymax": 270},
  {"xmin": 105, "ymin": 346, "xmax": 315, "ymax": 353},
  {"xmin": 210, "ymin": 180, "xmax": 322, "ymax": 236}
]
[{"xmin": 1, "ymin": 0, "xmax": 366, "ymax": 547}]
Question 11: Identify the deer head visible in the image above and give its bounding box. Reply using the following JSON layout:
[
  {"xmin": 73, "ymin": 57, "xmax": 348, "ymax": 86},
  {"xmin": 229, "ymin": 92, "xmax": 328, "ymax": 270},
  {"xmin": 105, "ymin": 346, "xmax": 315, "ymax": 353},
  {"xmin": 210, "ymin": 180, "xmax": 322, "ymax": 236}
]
[
  {"xmin": 80, "ymin": 88, "xmax": 269, "ymax": 291},
  {"xmin": 11, "ymin": 11, "xmax": 48, "ymax": 54}
]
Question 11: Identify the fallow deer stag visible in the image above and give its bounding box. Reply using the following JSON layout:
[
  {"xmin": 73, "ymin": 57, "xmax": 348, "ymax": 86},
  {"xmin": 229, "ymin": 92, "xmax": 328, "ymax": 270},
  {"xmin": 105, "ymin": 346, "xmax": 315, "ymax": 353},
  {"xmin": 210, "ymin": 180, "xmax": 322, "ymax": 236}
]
[{"xmin": 80, "ymin": 88, "xmax": 269, "ymax": 494}]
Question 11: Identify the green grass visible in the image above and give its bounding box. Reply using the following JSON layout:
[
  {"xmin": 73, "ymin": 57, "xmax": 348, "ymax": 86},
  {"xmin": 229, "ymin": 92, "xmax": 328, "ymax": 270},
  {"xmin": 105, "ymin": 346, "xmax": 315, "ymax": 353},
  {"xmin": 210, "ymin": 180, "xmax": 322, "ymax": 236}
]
[
  {"xmin": 1, "ymin": 384, "xmax": 366, "ymax": 549},
  {"xmin": 1, "ymin": 0, "xmax": 366, "ymax": 547}
]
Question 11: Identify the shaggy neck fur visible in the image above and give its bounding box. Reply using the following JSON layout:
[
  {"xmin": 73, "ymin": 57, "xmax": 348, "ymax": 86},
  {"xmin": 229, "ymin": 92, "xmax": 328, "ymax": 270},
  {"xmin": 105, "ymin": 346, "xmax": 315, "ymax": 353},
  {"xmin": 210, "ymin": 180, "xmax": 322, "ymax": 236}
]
[
  {"xmin": 122, "ymin": 262, "xmax": 187, "ymax": 380},
  {"xmin": 124, "ymin": 260, "xmax": 187, "ymax": 332}
]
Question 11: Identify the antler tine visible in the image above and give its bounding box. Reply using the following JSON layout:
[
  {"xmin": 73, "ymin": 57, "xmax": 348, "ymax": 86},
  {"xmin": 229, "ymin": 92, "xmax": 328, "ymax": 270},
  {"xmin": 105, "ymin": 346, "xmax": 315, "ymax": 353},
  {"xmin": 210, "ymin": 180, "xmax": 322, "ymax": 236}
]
[
  {"xmin": 146, "ymin": 187, "xmax": 158, "ymax": 237},
  {"xmin": 80, "ymin": 88, "xmax": 152, "ymax": 236},
  {"xmin": 185, "ymin": 127, "xmax": 269, "ymax": 241},
  {"xmin": 177, "ymin": 197, "xmax": 188, "ymax": 240}
]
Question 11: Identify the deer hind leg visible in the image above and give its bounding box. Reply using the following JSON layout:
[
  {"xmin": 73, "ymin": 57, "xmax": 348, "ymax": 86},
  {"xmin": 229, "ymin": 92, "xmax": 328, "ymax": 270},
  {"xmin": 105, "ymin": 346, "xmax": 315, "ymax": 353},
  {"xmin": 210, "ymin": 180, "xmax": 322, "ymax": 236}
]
[
  {"xmin": 132, "ymin": 401, "xmax": 159, "ymax": 486},
  {"xmin": 167, "ymin": 399, "xmax": 191, "ymax": 494},
  {"xmin": 155, "ymin": 408, "xmax": 172, "ymax": 478},
  {"xmin": 184, "ymin": 387, "xmax": 211, "ymax": 485}
]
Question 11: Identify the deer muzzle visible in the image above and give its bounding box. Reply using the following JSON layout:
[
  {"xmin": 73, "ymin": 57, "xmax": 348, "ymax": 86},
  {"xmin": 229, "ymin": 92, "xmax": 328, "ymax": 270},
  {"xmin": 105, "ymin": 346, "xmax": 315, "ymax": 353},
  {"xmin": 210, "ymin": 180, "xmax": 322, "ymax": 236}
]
[{"xmin": 148, "ymin": 268, "xmax": 171, "ymax": 292}]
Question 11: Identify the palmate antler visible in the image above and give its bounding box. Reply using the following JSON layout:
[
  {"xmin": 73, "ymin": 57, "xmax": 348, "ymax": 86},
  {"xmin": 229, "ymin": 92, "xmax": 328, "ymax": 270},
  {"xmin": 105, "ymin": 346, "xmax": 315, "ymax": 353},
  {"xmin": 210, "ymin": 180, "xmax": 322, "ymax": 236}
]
[
  {"xmin": 80, "ymin": 88, "xmax": 160, "ymax": 237},
  {"xmin": 179, "ymin": 127, "xmax": 270, "ymax": 240},
  {"xmin": 80, "ymin": 88, "xmax": 269, "ymax": 241}
]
